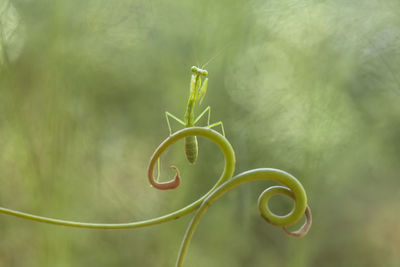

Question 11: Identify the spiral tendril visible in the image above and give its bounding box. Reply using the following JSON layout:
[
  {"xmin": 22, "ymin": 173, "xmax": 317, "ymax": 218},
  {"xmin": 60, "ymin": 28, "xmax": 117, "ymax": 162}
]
[{"xmin": 175, "ymin": 167, "xmax": 311, "ymax": 267}]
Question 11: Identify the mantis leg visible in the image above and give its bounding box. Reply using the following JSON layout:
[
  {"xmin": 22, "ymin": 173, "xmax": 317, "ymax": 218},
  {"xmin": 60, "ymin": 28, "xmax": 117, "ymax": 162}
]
[
  {"xmin": 206, "ymin": 121, "xmax": 225, "ymax": 136},
  {"xmin": 198, "ymin": 78, "xmax": 208, "ymax": 105},
  {"xmin": 155, "ymin": 158, "xmax": 161, "ymax": 182},
  {"xmin": 165, "ymin": 112, "xmax": 185, "ymax": 135},
  {"xmin": 194, "ymin": 106, "xmax": 225, "ymax": 136},
  {"xmin": 194, "ymin": 106, "xmax": 211, "ymax": 125}
]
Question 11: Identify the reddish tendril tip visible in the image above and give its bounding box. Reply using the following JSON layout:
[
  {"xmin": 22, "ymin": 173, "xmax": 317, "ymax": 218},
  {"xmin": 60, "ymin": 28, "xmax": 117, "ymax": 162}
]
[
  {"xmin": 149, "ymin": 165, "xmax": 181, "ymax": 190},
  {"xmin": 282, "ymin": 205, "xmax": 312, "ymax": 238}
]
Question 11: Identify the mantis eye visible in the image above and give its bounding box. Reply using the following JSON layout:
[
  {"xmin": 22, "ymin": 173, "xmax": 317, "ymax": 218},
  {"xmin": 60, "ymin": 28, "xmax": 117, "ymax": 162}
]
[
  {"xmin": 191, "ymin": 66, "xmax": 197, "ymax": 73},
  {"xmin": 201, "ymin": 70, "xmax": 208, "ymax": 76}
]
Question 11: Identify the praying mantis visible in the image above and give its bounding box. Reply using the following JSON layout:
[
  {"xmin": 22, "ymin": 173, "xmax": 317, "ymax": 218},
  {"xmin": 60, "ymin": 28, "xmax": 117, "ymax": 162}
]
[{"xmin": 165, "ymin": 66, "xmax": 225, "ymax": 164}]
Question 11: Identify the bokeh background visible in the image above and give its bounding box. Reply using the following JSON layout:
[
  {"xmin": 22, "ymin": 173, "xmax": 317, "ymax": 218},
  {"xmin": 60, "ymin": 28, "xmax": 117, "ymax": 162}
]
[{"xmin": 1, "ymin": 0, "xmax": 399, "ymax": 266}]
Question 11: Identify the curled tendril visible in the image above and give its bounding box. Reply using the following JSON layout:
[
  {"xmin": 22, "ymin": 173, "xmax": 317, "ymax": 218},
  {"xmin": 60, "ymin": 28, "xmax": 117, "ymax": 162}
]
[
  {"xmin": 0, "ymin": 126, "xmax": 312, "ymax": 267},
  {"xmin": 147, "ymin": 127, "xmax": 235, "ymax": 191},
  {"xmin": 175, "ymin": 167, "xmax": 312, "ymax": 267},
  {"xmin": 258, "ymin": 185, "xmax": 312, "ymax": 237}
]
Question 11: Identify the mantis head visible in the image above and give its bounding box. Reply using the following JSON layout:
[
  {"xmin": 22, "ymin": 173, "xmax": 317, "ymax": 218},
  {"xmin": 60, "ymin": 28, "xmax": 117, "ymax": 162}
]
[{"xmin": 191, "ymin": 66, "xmax": 208, "ymax": 76}]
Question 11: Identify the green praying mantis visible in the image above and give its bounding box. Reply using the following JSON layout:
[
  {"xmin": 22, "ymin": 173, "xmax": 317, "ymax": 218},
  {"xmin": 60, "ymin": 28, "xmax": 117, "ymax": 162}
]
[{"xmin": 165, "ymin": 66, "xmax": 225, "ymax": 164}]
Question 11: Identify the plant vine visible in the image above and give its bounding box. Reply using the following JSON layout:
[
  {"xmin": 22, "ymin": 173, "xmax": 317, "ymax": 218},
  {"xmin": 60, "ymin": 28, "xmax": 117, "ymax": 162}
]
[{"xmin": 0, "ymin": 127, "xmax": 311, "ymax": 266}]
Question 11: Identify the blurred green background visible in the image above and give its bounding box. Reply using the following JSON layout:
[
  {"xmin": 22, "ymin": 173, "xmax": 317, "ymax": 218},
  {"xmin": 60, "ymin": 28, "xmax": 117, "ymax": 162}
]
[{"xmin": 1, "ymin": 0, "xmax": 400, "ymax": 266}]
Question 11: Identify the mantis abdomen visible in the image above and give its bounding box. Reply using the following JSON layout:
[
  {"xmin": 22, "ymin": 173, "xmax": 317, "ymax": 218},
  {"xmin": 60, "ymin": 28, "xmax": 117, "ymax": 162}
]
[{"xmin": 184, "ymin": 136, "xmax": 198, "ymax": 164}]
